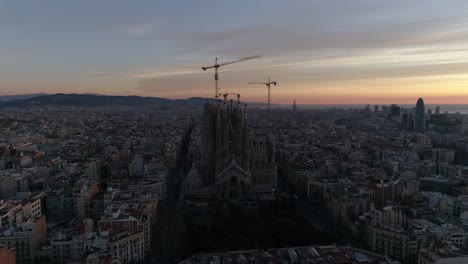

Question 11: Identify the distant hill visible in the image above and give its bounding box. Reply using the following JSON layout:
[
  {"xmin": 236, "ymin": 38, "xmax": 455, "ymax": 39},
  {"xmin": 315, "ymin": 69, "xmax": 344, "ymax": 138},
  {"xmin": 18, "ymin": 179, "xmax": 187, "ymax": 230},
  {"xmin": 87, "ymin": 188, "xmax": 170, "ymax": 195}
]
[
  {"xmin": 0, "ymin": 93, "xmax": 48, "ymax": 102},
  {"xmin": 0, "ymin": 93, "xmax": 219, "ymax": 108}
]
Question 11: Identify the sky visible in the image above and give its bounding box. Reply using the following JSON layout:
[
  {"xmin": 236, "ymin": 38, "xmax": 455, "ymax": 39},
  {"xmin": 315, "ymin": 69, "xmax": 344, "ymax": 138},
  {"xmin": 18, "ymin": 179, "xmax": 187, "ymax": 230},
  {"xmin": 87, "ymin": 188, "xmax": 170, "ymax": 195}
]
[{"xmin": 1, "ymin": 0, "xmax": 468, "ymax": 104}]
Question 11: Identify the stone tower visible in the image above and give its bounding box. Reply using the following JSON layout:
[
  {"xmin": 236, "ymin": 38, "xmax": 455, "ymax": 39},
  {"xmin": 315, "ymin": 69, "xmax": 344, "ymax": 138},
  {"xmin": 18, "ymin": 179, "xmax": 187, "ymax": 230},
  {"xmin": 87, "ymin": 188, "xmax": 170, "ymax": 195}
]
[{"xmin": 199, "ymin": 95, "xmax": 276, "ymax": 200}]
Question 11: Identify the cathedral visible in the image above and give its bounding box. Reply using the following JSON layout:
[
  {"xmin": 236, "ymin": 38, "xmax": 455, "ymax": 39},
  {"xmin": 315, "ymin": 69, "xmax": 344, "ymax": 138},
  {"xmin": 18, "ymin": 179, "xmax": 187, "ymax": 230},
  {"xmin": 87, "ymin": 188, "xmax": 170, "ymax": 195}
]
[{"xmin": 186, "ymin": 95, "xmax": 277, "ymax": 201}]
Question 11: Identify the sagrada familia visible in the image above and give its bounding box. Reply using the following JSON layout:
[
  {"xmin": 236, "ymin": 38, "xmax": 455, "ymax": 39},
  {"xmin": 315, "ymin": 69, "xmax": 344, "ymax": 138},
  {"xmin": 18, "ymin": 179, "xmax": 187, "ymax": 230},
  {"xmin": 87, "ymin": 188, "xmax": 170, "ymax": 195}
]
[{"xmin": 185, "ymin": 95, "xmax": 277, "ymax": 201}]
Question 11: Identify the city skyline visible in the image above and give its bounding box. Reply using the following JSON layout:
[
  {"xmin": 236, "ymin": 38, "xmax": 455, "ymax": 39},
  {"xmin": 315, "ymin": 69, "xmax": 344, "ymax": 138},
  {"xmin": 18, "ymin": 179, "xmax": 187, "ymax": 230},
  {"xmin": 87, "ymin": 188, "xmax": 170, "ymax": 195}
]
[{"xmin": 1, "ymin": 0, "xmax": 468, "ymax": 104}]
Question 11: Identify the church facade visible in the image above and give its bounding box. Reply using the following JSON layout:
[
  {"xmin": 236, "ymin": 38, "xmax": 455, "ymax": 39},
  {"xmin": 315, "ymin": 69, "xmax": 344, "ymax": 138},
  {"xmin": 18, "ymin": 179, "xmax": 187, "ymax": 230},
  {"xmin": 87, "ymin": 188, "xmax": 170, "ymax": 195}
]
[{"xmin": 186, "ymin": 97, "xmax": 277, "ymax": 201}]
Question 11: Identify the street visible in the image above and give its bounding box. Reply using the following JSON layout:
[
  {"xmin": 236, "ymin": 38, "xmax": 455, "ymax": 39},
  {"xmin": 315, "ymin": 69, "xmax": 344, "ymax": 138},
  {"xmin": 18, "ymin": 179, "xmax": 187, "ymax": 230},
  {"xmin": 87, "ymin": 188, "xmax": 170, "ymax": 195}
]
[
  {"xmin": 149, "ymin": 169, "xmax": 184, "ymax": 264},
  {"xmin": 149, "ymin": 124, "xmax": 193, "ymax": 264}
]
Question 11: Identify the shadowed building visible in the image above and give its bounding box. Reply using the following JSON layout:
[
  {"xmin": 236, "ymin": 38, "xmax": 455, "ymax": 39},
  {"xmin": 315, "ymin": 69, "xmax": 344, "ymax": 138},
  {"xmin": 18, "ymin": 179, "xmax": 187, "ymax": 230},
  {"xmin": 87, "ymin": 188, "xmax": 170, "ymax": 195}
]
[
  {"xmin": 190, "ymin": 95, "xmax": 276, "ymax": 200},
  {"xmin": 0, "ymin": 246, "xmax": 15, "ymax": 264},
  {"xmin": 415, "ymin": 98, "xmax": 425, "ymax": 132}
]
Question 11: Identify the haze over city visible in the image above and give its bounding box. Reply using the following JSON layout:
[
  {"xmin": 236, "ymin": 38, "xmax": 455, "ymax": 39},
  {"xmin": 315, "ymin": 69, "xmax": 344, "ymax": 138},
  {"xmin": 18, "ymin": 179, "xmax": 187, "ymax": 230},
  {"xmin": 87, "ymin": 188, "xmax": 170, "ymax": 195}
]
[
  {"xmin": 4, "ymin": 1, "xmax": 468, "ymax": 264},
  {"xmin": 1, "ymin": 0, "xmax": 468, "ymax": 104}
]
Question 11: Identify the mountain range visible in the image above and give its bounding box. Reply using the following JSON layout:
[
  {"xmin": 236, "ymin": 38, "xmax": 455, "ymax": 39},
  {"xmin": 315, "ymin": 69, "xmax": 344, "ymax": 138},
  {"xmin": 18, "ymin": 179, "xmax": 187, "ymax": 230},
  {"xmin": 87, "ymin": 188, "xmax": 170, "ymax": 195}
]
[
  {"xmin": 0, "ymin": 93, "xmax": 48, "ymax": 102},
  {"xmin": 0, "ymin": 93, "xmax": 243, "ymax": 108}
]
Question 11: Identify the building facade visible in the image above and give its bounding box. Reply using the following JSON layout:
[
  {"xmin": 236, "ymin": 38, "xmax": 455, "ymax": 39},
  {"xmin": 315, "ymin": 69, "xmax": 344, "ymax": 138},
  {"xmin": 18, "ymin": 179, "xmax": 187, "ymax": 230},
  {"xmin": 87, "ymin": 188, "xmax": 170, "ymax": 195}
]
[{"xmin": 188, "ymin": 99, "xmax": 277, "ymax": 200}]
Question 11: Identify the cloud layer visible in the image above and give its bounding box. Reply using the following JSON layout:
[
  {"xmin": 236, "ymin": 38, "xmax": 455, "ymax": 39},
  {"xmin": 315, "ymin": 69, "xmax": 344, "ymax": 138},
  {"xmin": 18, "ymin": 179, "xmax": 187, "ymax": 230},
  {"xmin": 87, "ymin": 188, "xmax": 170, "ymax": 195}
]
[{"xmin": 0, "ymin": 0, "xmax": 467, "ymax": 103}]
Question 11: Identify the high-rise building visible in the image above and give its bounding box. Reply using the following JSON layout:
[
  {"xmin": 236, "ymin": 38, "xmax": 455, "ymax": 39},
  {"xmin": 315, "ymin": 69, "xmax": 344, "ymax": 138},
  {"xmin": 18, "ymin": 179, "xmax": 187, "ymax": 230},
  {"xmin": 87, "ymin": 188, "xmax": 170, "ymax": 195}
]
[
  {"xmin": 435, "ymin": 106, "xmax": 440, "ymax": 114},
  {"xmin": 382, "ymin": 106, "xmax": 388, "ymax": 114},
  {"xmin": 74, "ymin": 182, "xmax": 99, "ymax": 222},
  {"xmin": 292, "ymin": 99, "xmax": 297, "ymax": 112},
  {"xmin": 415, "ymin": 98, "xmax": 425, "ymax": 132},
  {"xmin": 402, "ymin": 113, "xmax": 414, "ymax": 130},
  {"xmin": 374, "ymin": 105, "xmax": 379, "ymax": 112},
  {"xmin": 390, "ymin": 104, "xmax": 400, "ymax": 118},
  {"xmin": 130, "ymin": 154, "xmax": 144, "ymax": 177},
  {"xmin": 190, "ymin": 95, "xmax": 277, "ymax": 200},
  {"xmin": 86, "ymin": 160, "xmax": 101, "ymax": 179}
]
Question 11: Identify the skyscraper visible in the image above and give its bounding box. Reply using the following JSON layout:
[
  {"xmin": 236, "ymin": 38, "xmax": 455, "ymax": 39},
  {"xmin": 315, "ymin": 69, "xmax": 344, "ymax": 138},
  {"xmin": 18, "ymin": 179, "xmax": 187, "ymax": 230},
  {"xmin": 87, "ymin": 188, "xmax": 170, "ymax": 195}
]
[
  {"xmin": 390, "ymin": 104, "xmax": 401, "ymax": 118},
  {"xmin": 415, "ymin": 98, "xmax": 425, "ymax": 132}
]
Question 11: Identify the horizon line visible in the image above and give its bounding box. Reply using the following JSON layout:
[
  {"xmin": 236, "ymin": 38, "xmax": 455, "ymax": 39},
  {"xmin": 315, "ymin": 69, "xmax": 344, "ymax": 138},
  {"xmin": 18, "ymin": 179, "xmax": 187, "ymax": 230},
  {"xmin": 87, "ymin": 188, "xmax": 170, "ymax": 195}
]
[{"xmin": 0, "ymin": 92, "xmax": 466, "ymax": 106}]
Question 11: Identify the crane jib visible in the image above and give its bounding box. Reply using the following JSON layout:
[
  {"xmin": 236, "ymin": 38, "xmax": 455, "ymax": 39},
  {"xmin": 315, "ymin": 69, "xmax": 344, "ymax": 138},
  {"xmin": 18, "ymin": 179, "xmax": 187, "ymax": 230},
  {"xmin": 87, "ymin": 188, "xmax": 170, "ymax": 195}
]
[{"xmin": 201, "ymin": 55, "xmax": 260, "ymax": 98}]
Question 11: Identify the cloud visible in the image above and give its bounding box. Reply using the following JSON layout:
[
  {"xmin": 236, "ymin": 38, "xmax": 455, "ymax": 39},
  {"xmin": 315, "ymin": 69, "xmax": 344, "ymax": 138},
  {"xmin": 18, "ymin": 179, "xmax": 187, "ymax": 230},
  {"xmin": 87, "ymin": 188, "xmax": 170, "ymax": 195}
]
[
  {"xmin": 121, "ymin": 69, "xmax": 201, "ymax": 79},
  {"xmin": 124, "ymin": 22, "xmax": 161, "ymax": 36},
  {"xmin": 4, "ymin": 0, "xmax": 468, "ymax": 103},
  {"xmin": 135, "ymin": 75, "xmax": 212, "ymax": 97},
  {"xmin": 149, "ymin": 1, "xmax": 467, "ymax": 59},
  {"xmin": 95, "ymin": 68, "xmax": 202, "ymax": 79}
]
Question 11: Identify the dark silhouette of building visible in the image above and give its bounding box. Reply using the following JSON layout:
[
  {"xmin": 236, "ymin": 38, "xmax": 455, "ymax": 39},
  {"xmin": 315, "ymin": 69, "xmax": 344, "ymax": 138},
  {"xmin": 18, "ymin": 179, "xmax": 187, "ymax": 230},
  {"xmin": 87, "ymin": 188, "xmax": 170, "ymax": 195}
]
[
  {"xmin": 415, "ymin": 98, "xmax": 425, "ymax": 132},
  {"xmin": 292, "ymin": 99, "xmax": 297, "ymax": 112},
  {"xmin": 190, "ymin": 95, "xmax": 277, "ymax": 200},
  {"xmin": 402, "ymin": 112, "xmax": 414, "ymax": 130},
  {"xmin": 390, "ymin": 104, "xmax": 401, "ymax": 118}
]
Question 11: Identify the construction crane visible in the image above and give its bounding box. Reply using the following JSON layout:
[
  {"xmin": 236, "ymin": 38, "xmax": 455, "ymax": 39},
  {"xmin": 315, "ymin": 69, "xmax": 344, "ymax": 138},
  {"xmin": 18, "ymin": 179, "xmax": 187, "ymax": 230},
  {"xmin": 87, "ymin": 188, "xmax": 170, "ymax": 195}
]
[
  {"xmin": 202, "ymin": 55, "xmax": 260, "ymax": 99},
  {"xmin": 249, "ymin": 78, "xmax": 277, "ymax": 140}
]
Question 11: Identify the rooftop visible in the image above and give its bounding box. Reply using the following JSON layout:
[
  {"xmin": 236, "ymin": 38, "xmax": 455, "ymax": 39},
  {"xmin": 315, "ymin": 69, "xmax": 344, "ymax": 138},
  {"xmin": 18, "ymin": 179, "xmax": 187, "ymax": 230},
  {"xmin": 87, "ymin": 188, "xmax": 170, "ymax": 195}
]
[{"xmin": 179, "ymin": 245, "xmax": 399, "ymax": 264}]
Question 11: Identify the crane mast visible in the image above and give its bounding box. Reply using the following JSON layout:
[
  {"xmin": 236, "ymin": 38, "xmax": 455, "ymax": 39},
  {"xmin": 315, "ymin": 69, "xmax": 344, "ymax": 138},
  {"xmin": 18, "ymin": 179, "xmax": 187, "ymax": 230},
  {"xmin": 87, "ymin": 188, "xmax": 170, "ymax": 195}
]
[
  {"xmin": 202, "ymin": 55, "xmax": 260, "ymax": 99},
  {"xmin": 248, "ymin": 78, "xmax": 277, "ymax": 140}
]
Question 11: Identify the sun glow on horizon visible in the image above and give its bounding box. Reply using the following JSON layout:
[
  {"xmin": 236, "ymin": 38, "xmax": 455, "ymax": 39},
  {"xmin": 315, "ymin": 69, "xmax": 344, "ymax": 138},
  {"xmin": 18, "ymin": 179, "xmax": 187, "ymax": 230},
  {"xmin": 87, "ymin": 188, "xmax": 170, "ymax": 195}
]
[{"xmin": 1, "ymin": 1, "xmax": 468, "ymax": 104}]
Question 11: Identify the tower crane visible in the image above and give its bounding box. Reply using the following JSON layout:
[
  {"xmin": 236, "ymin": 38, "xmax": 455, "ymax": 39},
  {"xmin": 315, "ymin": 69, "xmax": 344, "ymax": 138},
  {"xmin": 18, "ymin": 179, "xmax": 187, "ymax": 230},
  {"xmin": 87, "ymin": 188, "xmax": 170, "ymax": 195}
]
[
  {"xmin": 249, "ymin": 78, "xmax": 277, "ymax": 140},
  {"xmin": 202, "ymin": 55, "xmax": 260, "ymax": 99}
]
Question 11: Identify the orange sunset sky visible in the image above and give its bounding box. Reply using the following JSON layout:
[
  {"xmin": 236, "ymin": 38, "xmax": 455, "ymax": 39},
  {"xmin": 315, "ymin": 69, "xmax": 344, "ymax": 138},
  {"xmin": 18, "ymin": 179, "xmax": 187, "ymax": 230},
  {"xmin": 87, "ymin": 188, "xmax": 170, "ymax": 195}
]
[{"xmin": 1, "ymin": 0, "xmax": 467, "ymax": 105}]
